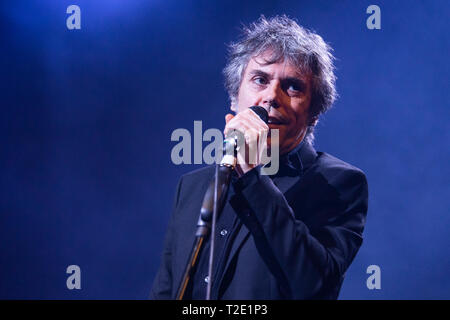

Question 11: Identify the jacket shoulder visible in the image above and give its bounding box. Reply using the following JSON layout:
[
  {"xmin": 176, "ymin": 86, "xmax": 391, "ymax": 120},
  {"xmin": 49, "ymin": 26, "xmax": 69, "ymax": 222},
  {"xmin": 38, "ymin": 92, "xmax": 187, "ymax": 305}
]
[
  {"xmin": 313, "ymin": 152, "xmax": 368, "ymax": 192},
  {"xmin": 179, "ymin": 165, "xmax": 216, "ymax": 184},
  {"xmin": 174, "ymin": 166, "xmax": 216, "ymax": 202}
]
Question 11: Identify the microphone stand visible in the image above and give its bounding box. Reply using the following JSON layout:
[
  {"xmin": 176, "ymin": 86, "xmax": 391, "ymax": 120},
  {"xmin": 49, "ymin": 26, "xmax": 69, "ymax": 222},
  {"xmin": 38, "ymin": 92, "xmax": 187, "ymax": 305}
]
[
  {"xmin": 206, "ymin": 163, "xmax": 220, "ymax": 300},
  {"xmin": 175, "ymin": 140, "xmax": 236, "ymax": 300}
]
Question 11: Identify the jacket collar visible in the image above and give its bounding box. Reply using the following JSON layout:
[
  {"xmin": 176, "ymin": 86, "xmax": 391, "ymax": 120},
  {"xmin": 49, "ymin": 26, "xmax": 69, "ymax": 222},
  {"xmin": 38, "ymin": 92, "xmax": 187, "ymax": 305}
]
[{"xmin": 272, "ymin": 140, "xmax": 317, "ymax": 177}]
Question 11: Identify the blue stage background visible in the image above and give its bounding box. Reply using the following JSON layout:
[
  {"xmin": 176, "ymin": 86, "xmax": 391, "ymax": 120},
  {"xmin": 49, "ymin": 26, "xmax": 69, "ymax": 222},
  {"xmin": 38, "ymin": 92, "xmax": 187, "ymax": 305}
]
[{"xmin": 1, "ymin": 0, "xmax": 449, "ymax": 299}]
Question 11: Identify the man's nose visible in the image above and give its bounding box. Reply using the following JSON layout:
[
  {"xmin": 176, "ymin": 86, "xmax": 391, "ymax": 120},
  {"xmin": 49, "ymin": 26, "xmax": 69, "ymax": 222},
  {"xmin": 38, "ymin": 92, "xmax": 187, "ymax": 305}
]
[{"xmin": 262, "ymin": 81, "xmax": 282, "ymax": 109}]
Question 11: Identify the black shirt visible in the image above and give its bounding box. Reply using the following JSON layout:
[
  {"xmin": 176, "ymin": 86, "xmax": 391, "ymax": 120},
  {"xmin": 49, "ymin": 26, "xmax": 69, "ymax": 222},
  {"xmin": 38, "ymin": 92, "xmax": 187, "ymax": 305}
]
[{"xmin": 184, "ymin": 171, "xmax": 240, "ymax": 300}]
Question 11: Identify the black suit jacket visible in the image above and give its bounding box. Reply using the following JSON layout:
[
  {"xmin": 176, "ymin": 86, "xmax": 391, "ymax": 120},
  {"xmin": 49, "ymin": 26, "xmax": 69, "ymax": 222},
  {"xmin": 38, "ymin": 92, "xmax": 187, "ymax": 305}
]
[{"xmin": 150, "ymin": 142, "xmax": 368, "ymax": 299}]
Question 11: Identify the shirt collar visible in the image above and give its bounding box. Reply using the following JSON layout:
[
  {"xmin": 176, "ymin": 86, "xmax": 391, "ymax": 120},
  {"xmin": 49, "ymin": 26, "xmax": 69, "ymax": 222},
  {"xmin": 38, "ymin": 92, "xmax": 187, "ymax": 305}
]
[
  {"xmin": 272, "ymin": 139, "xmax": 317, "ymax": 177},
  {"xmin": 284, "ymin": 139, "xmax": 305, "ymax": 169},
  {"xmin": 230, "ymin": 139, "xmax": 318, "ymax": 180}
]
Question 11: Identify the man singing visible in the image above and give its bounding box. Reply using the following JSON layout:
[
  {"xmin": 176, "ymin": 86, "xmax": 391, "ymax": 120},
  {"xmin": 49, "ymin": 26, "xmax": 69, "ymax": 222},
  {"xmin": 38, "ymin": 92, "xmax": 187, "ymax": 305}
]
[{"xmin": 150, "ymin": 15, "xmax": 368, "ymax": 300}]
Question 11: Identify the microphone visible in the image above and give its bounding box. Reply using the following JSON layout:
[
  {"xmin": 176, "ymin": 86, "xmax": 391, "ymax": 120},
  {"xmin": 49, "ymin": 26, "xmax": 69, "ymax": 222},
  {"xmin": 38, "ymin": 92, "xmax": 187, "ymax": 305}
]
[
  {"xmin": 249, "ymin": 105, "xmax": 269, "ymax": 123},
  {"xmin": 198, "ymin": 106, "xmax": 269, "ymax": 232}
]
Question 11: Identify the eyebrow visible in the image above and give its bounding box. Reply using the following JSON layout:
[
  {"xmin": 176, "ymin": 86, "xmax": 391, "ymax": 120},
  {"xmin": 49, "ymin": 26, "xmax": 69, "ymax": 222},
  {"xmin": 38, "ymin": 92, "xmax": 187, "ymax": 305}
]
[
  {"xmin": 248, "ymin": 69, "xmax": 307, "ymax": 89},
  {"xmin": 248, "ymin": 69, "xmax": 273, "ymax": 79}
]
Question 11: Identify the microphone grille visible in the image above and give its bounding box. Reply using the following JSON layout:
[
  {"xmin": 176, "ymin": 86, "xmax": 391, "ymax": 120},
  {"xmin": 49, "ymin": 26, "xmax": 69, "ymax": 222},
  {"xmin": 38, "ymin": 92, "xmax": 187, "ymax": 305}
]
[{"xmin": 249, "ymin": 106, "xmax": 269, "ymax": 124}]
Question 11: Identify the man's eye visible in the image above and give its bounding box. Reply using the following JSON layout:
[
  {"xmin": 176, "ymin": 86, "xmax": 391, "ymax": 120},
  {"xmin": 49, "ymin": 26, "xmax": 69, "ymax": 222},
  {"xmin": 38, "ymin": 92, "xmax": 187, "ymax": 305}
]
[
  {"xmin": 287, "ymin": 84, "xmax": 300, "ymax": 92},
  {"xmin": 283, "ymin": 81, "xmax": 305, "ymax": 95},
  {"xmin": 253, "ymin": 77, "xmax": 267, "ymax": 85}
]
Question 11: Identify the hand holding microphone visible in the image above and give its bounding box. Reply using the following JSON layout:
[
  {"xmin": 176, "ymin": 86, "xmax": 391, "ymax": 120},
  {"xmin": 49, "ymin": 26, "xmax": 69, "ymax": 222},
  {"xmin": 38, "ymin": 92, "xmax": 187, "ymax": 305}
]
[{"xmin": 223, "ymin": 106, "xmax": 269, "ymax": 176}]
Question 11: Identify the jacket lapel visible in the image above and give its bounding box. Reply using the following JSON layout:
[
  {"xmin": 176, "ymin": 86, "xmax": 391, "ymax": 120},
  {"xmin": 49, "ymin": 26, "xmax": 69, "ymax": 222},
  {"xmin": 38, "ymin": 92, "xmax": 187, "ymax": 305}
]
[{"xmin": 173, "ymin": 213, "xmax": 202, "ymax": 298}]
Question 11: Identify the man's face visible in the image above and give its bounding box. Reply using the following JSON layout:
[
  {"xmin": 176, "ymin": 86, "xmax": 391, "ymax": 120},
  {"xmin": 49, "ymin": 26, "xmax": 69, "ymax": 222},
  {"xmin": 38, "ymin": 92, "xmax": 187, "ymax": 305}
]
[{"xmin": 233, "ymin": 52, "xmax": 313, "ymax": 155}]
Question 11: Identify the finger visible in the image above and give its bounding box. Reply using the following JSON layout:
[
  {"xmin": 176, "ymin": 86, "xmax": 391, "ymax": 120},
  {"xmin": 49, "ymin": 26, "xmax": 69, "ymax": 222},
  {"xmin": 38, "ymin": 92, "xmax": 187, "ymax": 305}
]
[
  {"xmin": 224, "ymin": 108, "xmax": 269, "ymax": 136},
  {"xmin": 225, "ymin": 113, "xmax": 234, "ymax": 124},
  {"xmin": 245, "ymin": 108, "xmax": 269, "ymax": 125},
  {"xmin": 224, "ymin": 117, "xmax": 251, "ymax": 136},
  {"xmin": 245, "ymin": 128, "xmax": 260, "ymax": 165},
  {"xmin": 224, "ymin": 118, "xmax": 266, "ymax": 139},
  {"xmin": 240, "ymin": 110, "xmax": 269, "ymax": 131}
]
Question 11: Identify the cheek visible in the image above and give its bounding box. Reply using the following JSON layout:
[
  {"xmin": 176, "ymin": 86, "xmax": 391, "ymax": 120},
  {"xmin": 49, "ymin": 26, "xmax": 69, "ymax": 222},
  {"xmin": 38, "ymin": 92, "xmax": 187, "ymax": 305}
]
[
  {"xmin": 237, "ymin": 95, "xmax": 252, "ymax": 111},
  {"xmin": 237, "ymin": 82, "xmax": 262, "ymax": 109},
  {"xmin": 293, "ymin": 102, "xmax": 310, "ymax": 125},
  {"xmin": 284, "ymin": 108, "xmax": 309, "ymax": 137}
]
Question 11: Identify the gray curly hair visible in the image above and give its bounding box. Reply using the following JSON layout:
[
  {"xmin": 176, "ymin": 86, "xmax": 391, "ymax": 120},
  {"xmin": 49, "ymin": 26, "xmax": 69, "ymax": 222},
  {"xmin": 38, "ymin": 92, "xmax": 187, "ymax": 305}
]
[{"xmin": 223, "ymin": 15, "xmax": 337, "ymax": 144}]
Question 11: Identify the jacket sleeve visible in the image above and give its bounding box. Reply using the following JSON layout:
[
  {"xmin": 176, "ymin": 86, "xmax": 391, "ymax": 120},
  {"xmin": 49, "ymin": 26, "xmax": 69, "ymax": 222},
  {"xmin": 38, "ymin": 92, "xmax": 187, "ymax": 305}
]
[
  {"xmin": 229, "ymin": 167, "xmax": 369, "ymax": 299},
  {"xmin": 149, "ymin": 177, "xmax": 183, "ymax": 299}
]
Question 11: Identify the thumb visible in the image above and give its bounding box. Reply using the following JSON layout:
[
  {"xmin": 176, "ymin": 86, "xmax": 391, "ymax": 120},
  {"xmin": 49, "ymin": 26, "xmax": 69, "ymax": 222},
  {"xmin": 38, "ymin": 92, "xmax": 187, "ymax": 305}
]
[{"xmin": 225, "ymin": 113, "xmax": 234, "ymax": 124}]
